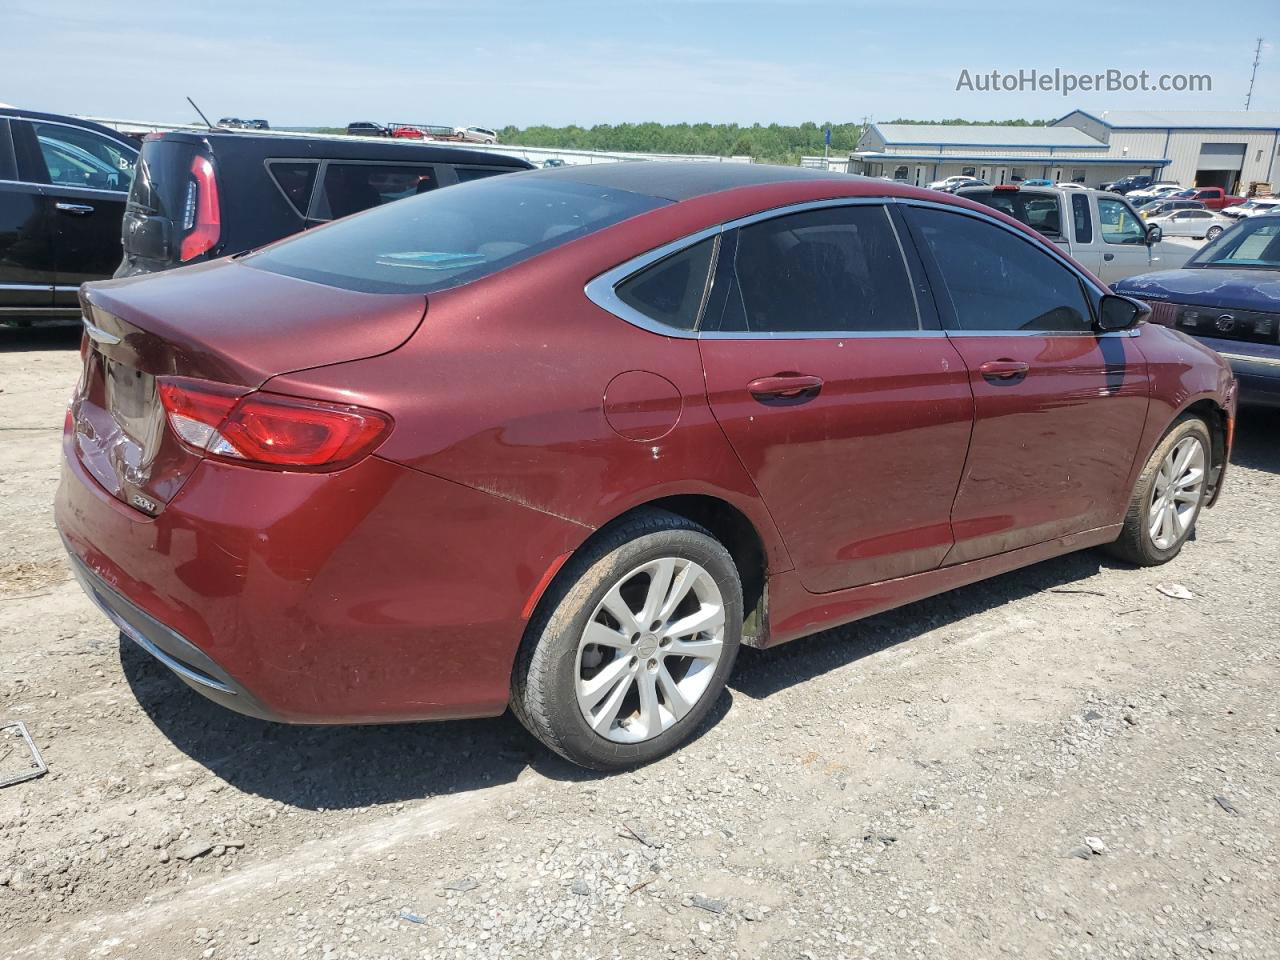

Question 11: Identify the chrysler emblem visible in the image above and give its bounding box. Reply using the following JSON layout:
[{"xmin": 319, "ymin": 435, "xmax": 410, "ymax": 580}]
[{"xmin": 1215, "ymin": 314, "xmax": 1236, "ymax": 333}]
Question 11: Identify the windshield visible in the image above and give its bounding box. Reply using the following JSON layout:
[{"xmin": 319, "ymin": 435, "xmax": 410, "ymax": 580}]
[
  {"xmin": 1186, "ymin": 217, "xmax": 1280, "ymax": 270},
  {"xmin": 248, "ymin": 174, "xmax": 667, "ymax": 293}
]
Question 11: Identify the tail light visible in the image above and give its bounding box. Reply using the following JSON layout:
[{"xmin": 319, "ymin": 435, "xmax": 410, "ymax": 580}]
[
  {"xmin": 158, "ymin": 377, "xmax": 392, "ymax": 470},
  {"xmin": 178, "ymin": 156, "xmax": 221, "ymax": 262}
]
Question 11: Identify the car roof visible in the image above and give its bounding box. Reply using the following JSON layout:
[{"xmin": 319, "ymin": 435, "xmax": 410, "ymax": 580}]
[
  {"xmin": 148, "ymin": 130, "xmax": 532, "ymax": 167},
  {"xmin": 530, "ymin": 161, "xmax": 860, "ymax": 202},
  {"xmin": 0, "ymin": 106, "xmax": 138, "ymax": 148}
]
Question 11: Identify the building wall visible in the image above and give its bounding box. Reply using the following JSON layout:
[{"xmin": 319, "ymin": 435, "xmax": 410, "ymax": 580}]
[{"xmin": 855, "ymin": 158, "xmax": 1145, "ymax": 187}]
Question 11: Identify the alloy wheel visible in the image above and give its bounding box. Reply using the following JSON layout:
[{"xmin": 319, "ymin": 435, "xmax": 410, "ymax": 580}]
[
  {"xmin": 575, "ymin": 557, "xmax": 725, "ymax": 744},
  {"xmin": 1148, "ymin": 435, "xmax": 1205, "ymax": 550}
]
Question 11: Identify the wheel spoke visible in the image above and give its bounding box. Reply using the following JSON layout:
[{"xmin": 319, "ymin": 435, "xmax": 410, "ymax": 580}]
[
  {"xmin": 600, "ymin": 584, "xmax": 642, "ymax": 636},
  {"xmin": 656, "ymin": 663, "xmax": 691, "ymax": 720},
  {"xmin": 657, "ymin": 562, "xmax": 697, "ymax": 623},
  {"xmin": 667, "ymin": 636, "xmax": 722, "ymax": 660},
  {"xmin": 639, "ymin": 558, "xmax": 678, "ymax": 628},
  {"xmin": 663, "ymin": 603, "xmax": 725, "ymax": 641},
  {"xmin": 586, "ymin": 666, "xmax": 633, "ymax": 733},
  {"xmin": 636, "ymin": 671, "xmax": 661, "ymax": 738},
  {"xmin": 578, "ymin": 655, "xmax": 632, "ymax": 711},
  {"xmin": 1160, "ymin": 502, "xmax": 1177, "ymax": 545},
  {"xmin": 582, "ymin": 620, "xmax": 632, "ymax": 651}
]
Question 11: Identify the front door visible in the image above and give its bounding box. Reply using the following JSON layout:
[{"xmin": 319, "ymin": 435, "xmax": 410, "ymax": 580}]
[
  {"xmin": 0, "ymin": 118, "xmax": 55, "ymax": 314},
  {"xmin": 1094, "ymin": 194, "xmax": 1153, "ymax": 284},
  {"xmin": 16, "ymin": 119, "xmax": 135, "ymax": 307},
  {"xmin": 699, "ymin": 203, "xmax": 974, "ymax": 593},
  {"xmin": 903, "ymin": 204, "xmax": 1149, "ymax": 563}
]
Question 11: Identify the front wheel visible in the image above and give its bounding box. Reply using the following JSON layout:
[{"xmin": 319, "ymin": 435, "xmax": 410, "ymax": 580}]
[
  {"xmin": 511, "ymin": 510, "xmax": 742, "ymax": 769},
  {"xmin": 1106, "ymin": 416, "xmax": 1211, "ymax": 566},
  {"xmin": 1206, "ymin": 225, "xmax": 1223, "ymax": 240}
]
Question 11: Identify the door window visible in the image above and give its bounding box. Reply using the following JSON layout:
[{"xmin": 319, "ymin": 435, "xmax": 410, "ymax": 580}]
[
  {"xmin": 31, "ymin": 122, "xmax": 135, "ymax": 191},
  {"xmin": 1097, "ymin": 198, "xmax": 1146, "ymax": 245},
  {"xmin": 615, "ymin": 238, "xmax": 715, "ymax": 331},
  {"xmin": 313, "ymin": 163, "xmax": 439, "ymax": 220},
  {"xmin": 1071, "ymin": 193, "xmax": 1093, "ymax": 243},
  {"xmin": 266, "ymin": 160, "xmax": 319, "ymax": 217},
  {"xmin": 716, "ymin": 205, "xmax": 919, "ymax": 334},
  {"xmin": 454, "ymin": 166, "xmax": 512, "ymax": 183},
  {"xmin": 906, "ymin": 207, "xmax": 1093, "ymax": 333}
]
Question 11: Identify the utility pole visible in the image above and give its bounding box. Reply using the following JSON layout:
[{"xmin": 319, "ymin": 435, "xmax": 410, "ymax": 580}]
[{"xmin": 1245, "ymin": 38, "xmax": 1263, "ymax": 110}]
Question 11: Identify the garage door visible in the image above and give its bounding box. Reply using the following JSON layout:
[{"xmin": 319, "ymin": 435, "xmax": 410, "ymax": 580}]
[{"xmin": 1197, "ymin": 143, "xmax": 1247, "ymax": 171}]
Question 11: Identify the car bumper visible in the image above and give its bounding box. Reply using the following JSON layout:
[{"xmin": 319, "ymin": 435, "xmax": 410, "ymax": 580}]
[
  {"xmin": 1197, "ymin": 335, "xmax": 1280, "ymax": 407},
  {"xmin": 55, "ymin": 430, "xmax": 589, "ymax": 724}
]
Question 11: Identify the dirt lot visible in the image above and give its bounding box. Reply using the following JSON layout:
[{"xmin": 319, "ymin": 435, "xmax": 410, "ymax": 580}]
[{"xmin": 2, "ymin": 326, "xmax": 1278, "ymax": 960}]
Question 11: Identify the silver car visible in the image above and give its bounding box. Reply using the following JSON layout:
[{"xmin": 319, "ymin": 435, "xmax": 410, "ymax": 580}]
[{"xmin": 1148, "ymin": 208, "xmax": 1234, "ymax": 240}]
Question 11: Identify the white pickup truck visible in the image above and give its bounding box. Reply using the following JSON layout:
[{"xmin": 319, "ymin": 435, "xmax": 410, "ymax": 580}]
[{"xmin": 955, "ymin": 185, "xmax": 1192, "ymax": 285}]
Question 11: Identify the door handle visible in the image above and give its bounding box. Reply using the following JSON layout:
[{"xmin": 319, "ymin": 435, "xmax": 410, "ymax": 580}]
[
  {"xmin": 978, "ymin": 359, "xmax": 1030, "ymax": 383},
  {"xmin": 747, "ymin": 374, "xmax": 824, "ymax": 403},
  {"xmin": 1103, "ymin": 253, "xmax": 1115, "ymax": 261},
  {"xmin": 56, "ymin": 203, "xmax": 95, "ymax": 215}
]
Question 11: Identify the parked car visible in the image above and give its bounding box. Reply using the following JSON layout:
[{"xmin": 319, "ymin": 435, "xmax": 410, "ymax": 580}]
[
  {"xmin": 956, "ymin": 184, "xmax": 1191, "ymax": 284},
  {"xmin": 1127, "ymin": 182, "xmax": 1183, "ymax": 203},
  {"xmin": 543, "ymin": 158, "xmax": 566, "ymax": 168},
  {"xmin": 1146, "ymin": 208, "xmax": 1234, "ymax": 240},
  {"xmin": 58, "ymin": 163, "xmax": 1234, "ymax": 769},
  {"xmin": 345, "ymin": 122, "xmax": 389, "ymax": 137},
  {"xmin": 456, "ymin": 126, "xmax": 499, "ymax": 144},
  {"xmin": 1020, "ymin": 178, "xmax": 1053, "ymax": 187},
  {"xmin": 1057, "ymin": 182, "xmax": 1088, "ymax": 190},
  {"xmin": 1137, "ymin": 198, "xmax": 1207, "ymax": 219},
  {"xmin": 1104, "ymin": 175, "xmax": 1155, "ymax": 195},
  {"xmin": 216, "ymin": 118, "xmax": 245, "ymax": 129},
  {"xmin": 247, "ymin": 119, "xmax": 270, "ymax": 130},
  {"xmin": 115, "ymin": 131, "xmax": 533, "ymax": 278},
  {"xmin": 927, "ymin": 175, "xmax": 986, "ymax": 192},
  {"xmin": 0, "ymin": 107, "xmax": 138, "ymax": 325},
  {"xmin": 1169, "ymin": 187, "xmax": 1246, "ymax": 210},
  {"xmin": 1116, "ymin": 214, "xmax": 1280, "ymax": 406},
  {"xmin": 1221, "ymin": 197, "xmax": 1279, "ymax": 219}
]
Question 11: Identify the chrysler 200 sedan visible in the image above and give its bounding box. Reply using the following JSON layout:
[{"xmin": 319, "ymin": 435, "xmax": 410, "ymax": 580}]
[{"xmin": 56, "ymin": 163, "xmax": 1235, "ymax": 769}]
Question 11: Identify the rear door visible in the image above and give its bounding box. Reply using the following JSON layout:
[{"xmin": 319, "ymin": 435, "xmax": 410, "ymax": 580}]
[
  {"xmin": 0, "ymin": 117, "xmax": 56, "ymax": 314},
  {"xmin": 902, "ymin": 204, "xmax": 1150, "ymax": 564},
  {"xmin": 699, "ymin": 202, "xmax": 974, "ymax": 593},
  {"xmin": 14, "ymin": 118, "xmax": 134, "ymax": 306}
]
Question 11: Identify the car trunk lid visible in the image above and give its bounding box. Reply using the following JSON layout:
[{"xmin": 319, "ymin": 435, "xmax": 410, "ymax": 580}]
[{"xmin": 71, "ymin": 259, "xmax": 425, "ymax": 514}]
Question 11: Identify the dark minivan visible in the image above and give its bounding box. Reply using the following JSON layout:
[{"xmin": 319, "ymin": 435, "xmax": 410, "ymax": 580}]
[
  {"xmin": 116, "ymin": 132, "xmax": 534, "ymax": 278},
  {"xmin": 0, "ymin": 107, "xmax": 138, "ymax": 324}
]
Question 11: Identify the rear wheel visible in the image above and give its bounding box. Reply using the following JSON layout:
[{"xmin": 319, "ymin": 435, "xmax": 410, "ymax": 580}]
[
  {"xmin": 1106, "ymin": 416, "xmax": 1211, "ymax": 566},
  {"xmin": 511, "ymin": 510, "xmax": 742, "ymax": 769},
  {"xmin": 1206, "ymin": 225, "xmax": 1224, "ymax": 240}
]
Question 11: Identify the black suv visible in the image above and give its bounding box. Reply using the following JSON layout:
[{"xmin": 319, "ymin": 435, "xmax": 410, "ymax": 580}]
[
  {"xmin": 1104, "ymin": 175, "xmax": 1154, "ymax": 195},
  {"xmin": 0, "ymin": 107, "xmax": 139, "ymax": 324},
  {"xmin": 116, "ymin": 131, "xmax": 534, "ymax": 278}
]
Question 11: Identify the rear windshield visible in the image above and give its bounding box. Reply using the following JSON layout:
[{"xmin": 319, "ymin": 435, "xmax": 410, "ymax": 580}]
[
  {"xmin": 247, "ymin": 175, "xmax": 667, "ymax": 293},
  {"xmin": 127, "ymin": 138, "xmax": 203, "ymax": 220},
  {"xmin": 962, "ymin": 190, "xmax": 1063, "ymax": 239}
]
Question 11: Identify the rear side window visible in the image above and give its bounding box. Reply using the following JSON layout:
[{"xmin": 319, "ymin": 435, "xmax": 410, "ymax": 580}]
[
  {"xmin": 906, "ymin": 207, "xmax": 1092, "ymax": 333},
  {"xmin": 249, "ymin": 176, "xmax": 666, "ymax": 294},
  {"xmin": 313, "ymin": 163, "xmax": 439, "ymax": 221},
  {"xmin": 718, "ymin": 205, "xmax": 919, "ymax": 334},
  {"xmin": 267, "ymin": 160, "xmax": 319, "ymax": 217},
  {"xmin": 615, "ymin": 238, "xmax": 715, "ymax": 331},
  {"xmin": 454, "ymin": 166, "xmax": 512, "ymax": 183},
  {"xmin": 1071, "ymin": 194, "xmax": 1092, "ymax": 244}
]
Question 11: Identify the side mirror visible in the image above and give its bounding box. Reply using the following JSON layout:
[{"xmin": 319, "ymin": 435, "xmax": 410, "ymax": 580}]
[
  {"xmin": 1098, "ymin": 294, "xmax": 1151, "ymax": 331},
  {"xmin": 1146, "ymin": 223, "xmax": 1163, "ymax": 244}
]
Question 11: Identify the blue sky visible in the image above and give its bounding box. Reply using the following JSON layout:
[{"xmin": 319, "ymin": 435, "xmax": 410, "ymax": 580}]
[{"xmin": 5, "ymin": 0, "xmax": 1275, "ymax": 128}]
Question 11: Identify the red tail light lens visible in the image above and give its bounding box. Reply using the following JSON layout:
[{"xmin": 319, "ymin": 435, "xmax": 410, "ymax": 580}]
[
  {"xmin": 178, "ymin": 156, "xmax": 221, "ymax": 262},
  {"xmin": 158, "ymin": 377, "xmax": 392, "ymax": 470}
]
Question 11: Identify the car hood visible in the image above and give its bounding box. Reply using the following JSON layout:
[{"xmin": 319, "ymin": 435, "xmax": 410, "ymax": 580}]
[{"xmin": 1114, "ymin": 268, "xmax": 1280, "ymax": 313}]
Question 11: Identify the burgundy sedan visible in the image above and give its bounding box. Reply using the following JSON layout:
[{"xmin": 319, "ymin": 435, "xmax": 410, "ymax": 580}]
[{"xmin": 56, "ymin": 163, "xmax": 1235, "ymax": 769}]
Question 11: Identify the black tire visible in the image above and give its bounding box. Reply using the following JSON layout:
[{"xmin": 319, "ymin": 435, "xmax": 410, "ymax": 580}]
[
  {"xmin": 510, "ymin": 509, "xmax": 743, "ymax": 770},
  {"xmin": 1106, "ymin": 415, "xmax": 1212, "ymax": 566},
  {"xmin": 1206, "ymin": 226, "xmax": 1223, "ymax": 240}
]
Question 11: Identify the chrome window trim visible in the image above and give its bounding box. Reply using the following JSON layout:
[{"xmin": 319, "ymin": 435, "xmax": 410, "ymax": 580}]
[
  {"xmin": 0, "ymin": 282, "xmax": 53, "ymax": 290},
  {"xmin": 0, "ymin": 178, "xmax": 128, "ymax": 197},
  {"xmin": 586, "ymin": 194, "xmax": 1120, "ymax": 341}
]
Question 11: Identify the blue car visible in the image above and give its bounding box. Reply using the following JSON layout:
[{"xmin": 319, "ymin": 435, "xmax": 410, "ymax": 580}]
[
  {"xmin": 1114, "ymin": 214, "xmax": 1280, "ymax": 406},
  {"xmin": 1019, "ymin": 178, "xmax": 1054, "ymax": 187}
]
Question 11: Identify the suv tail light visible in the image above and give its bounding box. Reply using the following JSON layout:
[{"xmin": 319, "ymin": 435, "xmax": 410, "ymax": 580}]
[
  {"xmin": 178, "ymin": 156, "xmax": 221, "ymax": 262},
  {"xmin": 158, "ymin": 377, "xmax": 392, "ymax": 470}
]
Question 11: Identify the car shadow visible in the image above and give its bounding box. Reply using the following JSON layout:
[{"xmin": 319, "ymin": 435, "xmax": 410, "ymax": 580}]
[
  {"xmin": 1229, "ymin": 405, "xmax": 1280, "ymax": 473},
  {"xmin": 0, "ymin": 324, "xmax": 81, "ymax": 352}
]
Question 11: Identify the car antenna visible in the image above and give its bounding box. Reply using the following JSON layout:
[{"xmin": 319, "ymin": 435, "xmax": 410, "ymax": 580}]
[{"xmin": 186, "ymin": 96, "xmax": 215, "ymax": 129}]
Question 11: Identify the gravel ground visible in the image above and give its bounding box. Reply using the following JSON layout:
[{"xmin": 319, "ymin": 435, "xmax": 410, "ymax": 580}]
[{"xmin": 2, "ymin": 325, "xmax": 1278, "ymax": 960}]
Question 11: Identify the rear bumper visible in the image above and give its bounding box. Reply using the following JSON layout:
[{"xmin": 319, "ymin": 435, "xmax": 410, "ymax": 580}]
[{"xmin": 55, "ymin": 429, "xmax": 589, "ymax": 724}]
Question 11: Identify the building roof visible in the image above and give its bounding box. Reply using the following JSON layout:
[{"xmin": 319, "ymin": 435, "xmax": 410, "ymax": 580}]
[
  {"xmin": 870, "ymin": 123, "xmax": 1105, "ymax": 148},
  {"xmin": 1072, "ymin": 109, "xmax": 1280, "ymax": 130},
  {"xmin": 854, "ymin": 151, "xmax": 1166, "ymax": 166}
]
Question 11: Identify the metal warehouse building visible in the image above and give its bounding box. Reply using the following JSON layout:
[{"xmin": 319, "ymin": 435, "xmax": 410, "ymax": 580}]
[{"xmin": 849, "ymin": 109, "xmax": 1280, "ymax": 192}]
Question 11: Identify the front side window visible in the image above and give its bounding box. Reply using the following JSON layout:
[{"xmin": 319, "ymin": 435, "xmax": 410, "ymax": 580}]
[
  {"xmin": 249, "ymin": 176, "xmax": 666, "ymax": 293},
  {"xmin": 31, "ymin": 122, "xmax": 135, "ymax": 191},
  {"xmin": 716, "ymin": 205, "xmax": 919, "ymax": 334},
  {"xmin": 906, "ymin": 207, "xmax": 1092, "ymax": 334},
  {"xmin": 1097, "ymin": 198, "xmax": 1146, "ymax": 245},
  {"xmin": 615, "ymin": 238, "xmax": 715, "ymax": 331},
  {"xmin": 313, "ymin": 163, "xmax": 439, "ymax": 220}
]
